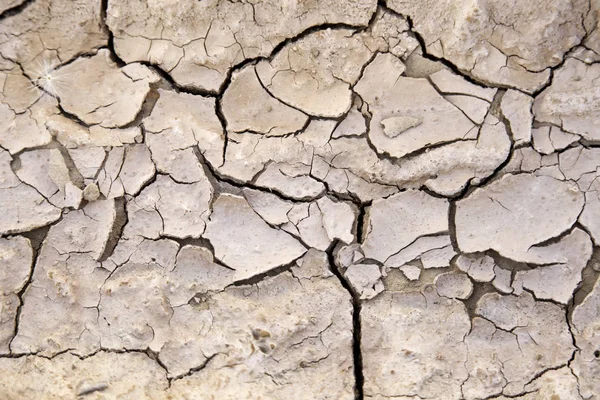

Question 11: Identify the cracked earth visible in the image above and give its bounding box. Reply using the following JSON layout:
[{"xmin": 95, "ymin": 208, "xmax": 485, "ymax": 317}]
[{"xmin": 0, "ymin": 0, "xmax": 599, "ymax": 399}]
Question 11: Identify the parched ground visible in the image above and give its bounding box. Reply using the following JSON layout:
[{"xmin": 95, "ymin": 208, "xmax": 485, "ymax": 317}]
[{"xmin": 0, "ymin": 0, "xmax": 599, "ymax": 399}]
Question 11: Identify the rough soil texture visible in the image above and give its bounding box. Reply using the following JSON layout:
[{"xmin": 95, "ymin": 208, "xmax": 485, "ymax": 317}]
[{"xmin": 0, "ymin": 0, "xmax": 599, "ymax": 399}]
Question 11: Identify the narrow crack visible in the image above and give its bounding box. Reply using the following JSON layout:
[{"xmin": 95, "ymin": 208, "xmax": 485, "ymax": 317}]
[{"xmin": 168, "ymin": 353, "xmax": 220, "ymax": 383}]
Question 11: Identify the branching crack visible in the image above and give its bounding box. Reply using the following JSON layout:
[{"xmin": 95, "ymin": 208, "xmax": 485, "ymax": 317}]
[{"xmin": 326, "ymin": 240, "xmax": 364, "ymax": 400}]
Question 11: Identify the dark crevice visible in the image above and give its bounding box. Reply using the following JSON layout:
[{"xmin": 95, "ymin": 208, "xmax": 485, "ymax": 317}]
[
  {"xmin": 121, "ymin": 86, "xmax": 161, "ymax": 130},
  {"xmin": 20, "ymin": 225, "xmax": 50, "ymax": 252},
  {"xmin": 523, "ymin": 222, "xmax": 582, "ymax": 252},
  {"xmin": 160, "ymin": 234, "xmax": 235, "ymax": 272},
  {"xmin": 569, "ymin": 247, "xmax": 600, "ymax": 317},
  {"xmin": 214, "ymin": 92, "xmax": 229, "ymax": 167},
  {"xmin": 522, "ymin": 285, "xmax": 573, "ymax": 308},
  {"xmin": 327, "ymin": 241, "xmax": 364, "ymax": 400},
  {"xmin": 53, "ymin": 141, "xmax": 86, "ymax": 188},
  {"xmin": 356, "ymin": 201, "xmax": 371, "ymax": 244},
  {"xmin": 232, "ymin": 116, "xmax": 314, "ymax": 140},
  {"xmin": 77, "ymin": 383, "xmax": 108, "ymax": 397},
  {"xmin": 0, "ymin": 0, "xmax": 36, "ymax": 20},
  {"xmin": 307, "ymin": 161, "xmax": 366, "ymax": 206},
  {"xmin": 102, "ymin": 3, "xmax": 126, "ymax": 69},
  {"xmin": 484, "ymin": 250, "xmax": 535, "ymax": 288},
  {"xmin": 226, "ymin": 256, "xmax": 303, "ymax": 288},
  {"xmin": 55, "ymin": 102, "xmax": 92, "ymax": 128},
  {"xmin": 528, "ymin": 4, "xmax": 594, "ymax": 98},
  {"xmin": 8, "ymin": 226, "xmax": 49, "ymax": 353},
  {"xmin": 3, "ymin": 3, "xmax": 598, "ymax": 398},
  {"xmin": 448, "ymin": 201, "xmax": 460, "ymax": 252},
  {"xmin": 100, "ymin": 0, "xmax": 108, "ymax": 24},
  {"xmin": 163, "ymin": 235, "xmax": 213, "ymax": 254},
  {"xmin": 457, "ymin": 92, "xmax": 515, "ymax": 200},
  {"xmin": 364, "ymin": 124, "xmax": 478, "ymax": 166},
  {"xmin": 102, "ymin": 0, "xmax": 214, "ymax": 98},
  {"xmin": 460, "ymin": 282, "xmax": 500, "ymax": 320},
  {"xmin": 211, "ymin": 19, "xmax": 376, "ymax": 99},
  {"xmin": 208, "ymin": 19, "xmax": 378, "ymax": 169},
  {"xmin": 0, "ymin": 347, "xmax": 75, "ymax": 360},
  {"xmin": 195, "ymin": 147, "xmax": 329, "ymax": 205},
  {"xmin": 395, "ymin": 16, "xmax": 501, "ymax": 92},
  {"xmin": 98, "ymin": 197, "xmax": 127, "ymax": 262},
  {"xmin": 381, "ymin": 0, "xmax": 592, "ymax": 99}
]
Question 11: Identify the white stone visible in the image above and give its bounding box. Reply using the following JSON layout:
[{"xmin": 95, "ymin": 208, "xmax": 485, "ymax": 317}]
[
  {"xmin": 394, "ymin": 114, "xmax": 511, "ymax": 196},
  {"xmin": 0, "ymin": 352, "xmax": 167, "ymax": 398},
  {"xmin": 120, "ymin": 144, "xmax": 155, "ymax": 196},
  {"xmin": 362, "ymin": 288, "xmax": 470, "ymax": 399},
  {"xmin": 581, "ymin": 190, "xmax": 600, "ymax": 244},
  {"xmin": 571, "ymin": 278, "xmax": 600, "ymax": 398},
  {"xmin": 534, "ymin": 58, "xmax": 600, "ymax": 141},
  {"xmin": 256, "ymin": 29, "xmax": 372, "ymax": 118},
  {"xmin": 63, "ymin": 182, "xmax": 83, "ymax": 209},
  {"xmin": 242, "ymin": 189, "xmax": 294, "ymax": 226},
  {"xmin": 0, "ymin": 236, "xmax": 33, "ymax": 353},
  {"xmin": 97, "ymin": 147, "xmax": 125, "ymax": 199},
  {"xmin": 0, "ymin": 150, "xmax": 61, "ymax": 235},
  {"xmin": 51, "ymin": 122, "xmax": 141, "ymax": 149},
  {"xmin": 222, "ymin": 65, "xmax": 308, "ymax": 136},
  {"xmin": 108, "ymin": 0, "xmax": 377, "ymax": 93},
  {"xmin": 492, "ymin": 266, "xmax": 513, "ymax": 294},
  {"xmin": 82, "ymin": 182, "xmax": 100, "ymax": 202},
  {"xmin": 15, "ymin": 149, "xmax": 73, "ymax": 208},
  {"xmin": 456, "ymin": 174, "xmax": 584, "ymax": 262},
  {"xmin": 44, "ymin": 199, "xmax": 119, "ymax": 261},
  {"xmin": 456, "ymin": 253, "xmax": 496, "ymax": 282},
  {"xmin": 445, "ymin": 94, "xmax": 490, "ymax": 124},
  {"xmin": 388, "ymin": 0, "xmax": 586, "ymax": 92},
  {"xmin": 387, "ymin": 235, "xmax": 453, "ymax": 269},
  {"xmin": 254, "ymin": 163, "xmax": 325, "ymax": 200},
  {"xmin": 134, "ymin": 174, "xmax": 213, "ymax": 239},
  {"xmin": 435, "ymin": 272, "xmax": 473, "ymax": 299},
  {"xmin": 420, "ymin": 245, "xmax": 456, "ymax": 269},
  {"xmin": 56, "ymin": 50, "xmax": 153, "ymax": 128},
  {"xmin": 204, "ymin": 194, "xmax": 307, "ymax": 281},
  {"xmin": 356, "ymin": 54, "xmax": 477, "ymax": 159},
  {"xmin": 501, "ymin": 90, "xmax": 533, "ymax": 145},
  {"xmin": 68, "ymin": 147, "xmax": 106, "ymax": 180},
  {"xmin": 11, "ymin": 247, "xmax": 108, "ymax": 356},
  {"xmin": 512, "ymin": 228, "xmax": 593, "ymax": 304},
  {"xmin": 0, "ymin": 101, "xmax": 53, "ymax": 155},
  {"xmin": 332, "ymin": 103, "xmax": 367, "ymax": 138},
  {"xmin": 144, "ymin": 90, "xmax": 224, "ymax": 169},
  {"xmin": 429, "ymin": 69, "xmax": 497, "ymax": 101},
  {"xmin": 362, "ymin": 190, "xmax": 449, "ymax": 263},
  {"xmin": 400, "ymin": 264, "xmax": 421, "ymax": 281},
  {"xmin": 0, "ymin": 0, "xmax": 107, "ymax": 75},
  {"xmin": 466, "ymin": 292, "xmax": 575, "ymax": 397},
  {"xmin": 344, "ymin": 264, "xmax": 384, "ymax": 300}
]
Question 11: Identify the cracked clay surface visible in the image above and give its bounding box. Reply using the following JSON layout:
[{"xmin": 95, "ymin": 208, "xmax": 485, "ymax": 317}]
[{"xmin": 0, "ymin": 0, "xmax": 599, "ymax": 399}]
